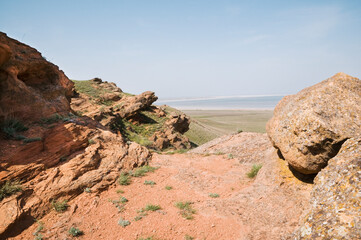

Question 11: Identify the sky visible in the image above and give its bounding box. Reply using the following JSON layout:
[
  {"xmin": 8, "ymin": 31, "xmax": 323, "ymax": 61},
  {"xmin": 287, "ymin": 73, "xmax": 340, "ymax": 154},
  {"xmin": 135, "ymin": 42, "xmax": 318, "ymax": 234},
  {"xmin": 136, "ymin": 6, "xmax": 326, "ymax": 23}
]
[{"xmin": 1, "ymin": 0, "xmax": 361, "ymax": 99}]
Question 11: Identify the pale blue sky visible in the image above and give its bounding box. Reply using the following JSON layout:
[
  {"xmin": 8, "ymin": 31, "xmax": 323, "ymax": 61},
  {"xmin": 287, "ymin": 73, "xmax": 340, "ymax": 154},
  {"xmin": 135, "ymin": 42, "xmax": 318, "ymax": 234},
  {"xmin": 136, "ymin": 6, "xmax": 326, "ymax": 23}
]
[{"xmin": 1, "ymin": 0, "xmax": 360, "ymax": 99}]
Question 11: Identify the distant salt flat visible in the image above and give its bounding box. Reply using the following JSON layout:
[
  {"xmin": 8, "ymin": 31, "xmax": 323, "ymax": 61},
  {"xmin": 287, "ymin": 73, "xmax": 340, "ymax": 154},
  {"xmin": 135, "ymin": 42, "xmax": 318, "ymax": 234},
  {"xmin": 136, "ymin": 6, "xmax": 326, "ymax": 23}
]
[{"xmin": 157, "ymin": 95, "xmax": 284, "ymax": 110}]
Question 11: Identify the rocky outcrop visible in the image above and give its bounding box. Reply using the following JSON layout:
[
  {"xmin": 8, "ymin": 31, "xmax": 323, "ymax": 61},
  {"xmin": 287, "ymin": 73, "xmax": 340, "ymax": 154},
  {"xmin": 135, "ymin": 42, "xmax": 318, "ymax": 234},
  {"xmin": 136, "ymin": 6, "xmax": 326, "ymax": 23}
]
[
  {"xmin": 267, "ymin": 73, "xmax": 361, "ymax": 174},
  {"xmin": 0, "ymin": 33, "xmax": 152, "ymax": 238},
  {"xmin": 166, "ymin": 112, "xmax": 190, "ymax": 134},
  {"xmin": 150, "ymin": 112, "xmax": 191, "ymax": 150},
  {"xmin": 0, "ymin": 121, "xmax": 150, "ymax": 238},
  {"xmin": 293, "ymin": 138, "xmax": 361, "ymax": 239},
  {"xmin": 71, "ymin": 80, "xmax": 191, "ymax": 150},
  {"xmin": 0, "ymin": 32, "xmax": 74, "ymax": 122}
]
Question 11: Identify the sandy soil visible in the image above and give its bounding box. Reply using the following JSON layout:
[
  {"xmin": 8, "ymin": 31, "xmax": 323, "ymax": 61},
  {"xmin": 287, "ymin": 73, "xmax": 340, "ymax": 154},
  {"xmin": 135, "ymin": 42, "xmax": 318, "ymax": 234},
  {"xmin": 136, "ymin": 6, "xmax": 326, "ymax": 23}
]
[{"xmin": 11, "ymin": 133, "xmax": 312, "ymax": 240}]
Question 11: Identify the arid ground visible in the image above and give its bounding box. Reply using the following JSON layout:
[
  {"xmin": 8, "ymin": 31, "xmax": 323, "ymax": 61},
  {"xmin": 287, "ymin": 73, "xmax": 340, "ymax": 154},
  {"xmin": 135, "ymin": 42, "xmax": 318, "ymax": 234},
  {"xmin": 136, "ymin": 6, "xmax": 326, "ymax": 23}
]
[{"xmin": 11, "ymin": 133, "xmax": 312, "ymax": 240}]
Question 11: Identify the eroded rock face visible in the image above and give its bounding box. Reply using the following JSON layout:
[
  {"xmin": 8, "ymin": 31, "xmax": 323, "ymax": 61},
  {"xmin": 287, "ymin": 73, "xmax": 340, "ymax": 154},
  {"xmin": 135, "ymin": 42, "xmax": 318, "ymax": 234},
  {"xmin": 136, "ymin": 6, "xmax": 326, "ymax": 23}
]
[
  {"xmin": 0, "ymin": 32, "xmax": 74, "ymax": 122},
  {"xmin": 0, "ymin": 35, "xmax": 152, "ymax": 238},
  {"xmin": 150, "ymin": 113, "xmax": 191, "ymax": 150},
  {"xmin": 293, "ymin": 138, "xmax": 361, "ymax": 239},
  {"xmin": 267, "ymin": 73, "xmax": 361, "ymax": 174},
  {"xmin": 0, "ymin": 121, "xmax": 150, "ymax": 238}
]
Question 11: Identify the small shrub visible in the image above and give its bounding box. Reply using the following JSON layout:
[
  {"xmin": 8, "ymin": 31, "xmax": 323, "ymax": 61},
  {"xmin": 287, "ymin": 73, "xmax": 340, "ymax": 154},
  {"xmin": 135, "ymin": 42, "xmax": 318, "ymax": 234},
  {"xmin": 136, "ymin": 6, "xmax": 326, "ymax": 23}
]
[
  {"xmin": 144, "ymin": 204, "xmax": 161, "ymax": 211},
  {"xmin": 109, "ymin": 199, "xmax": 126, "ymax": 213},
  {"xmin": 175, "ymin": 201, "xmax": 196, "ymax": 220},
  {"xmin": 137, "ymin": 237, "xmax": 157, "ymax": 240},
  {"xmin": 116, "ymin": 189, "xmax": 125, "ymax": 194},
  {"xmin": 84, "ymin": 187, "xmax": 91, "ymax": 193},
  {"xmin": 68, "ymin": 227, "xmax": 83, "ymax": 237},
  {"xmin": 134, "ymin": 215, "xmax": 143, "ymax": 221},
  {"xmin": 185, "ymin": 235, "xmax": 194, "ymax": 240},
  {"xmin": 88, "ymin": 139, "xmax": 95, "ymax": 145},
  {"xmin": 237, "ymin": 129, "xmax": 243, "ymax": 133},
  {"xmin": 1, "ymin": 118, "xmax": 28, "ymax": 139},
  {"xmin": 227, "ymin": 153, "xmax": 234, "ymax": 159},
  {"xmin": 134, "ymin": 208, "xmax": 149, "ymax": 221},
  {"xmin": 32, "ymin": 220, "xmax": 44, "ymax": 239},
  {"xmin": 51, "ymin": 200, "xmax": 69, "ymax": 212},
  {"xmin": 214, "ymin": 151, "xmax": 224, "ymax": 155},
  {"xmin": 15, "ymin": 135, "xmax": 26, "ymax": 140},
  {"xmin": 246, "ymin": 164, "xmax": 263, "ymax": 178},
  {"xmin": 165, "ymin": 186, "xmax": 173, "ymax": 190},
  {"xmin": 118, "ymin": 217, "xmax": 130, "ymax": 227},
  {"xmin": 130, "ymin": 165, "xmax": 158, "ymax": 177},
  {"xmin": 144, "ymin": 180, "xmax": 156, "ymax": 185},
  {"xmin": 41, "ymin": 114, "xmax": 64, "ymax": 124},
  {"xmin": 120, "ymin": 196, "xmax": 128, "ymax": 203},
  {"xmin": 118, "ymin": 172, "xmax": 131, "ymax": 185},
  {"xmin": 0, "ymin": 181, "xmax": 22, "ymax": 201},
  {"xmin": 23, "ymin": 137, "xmax": 42, "ymax": 143},
  {"xmin": 209, "ymin": 193, "xmax": 220, "ymax": 198}
]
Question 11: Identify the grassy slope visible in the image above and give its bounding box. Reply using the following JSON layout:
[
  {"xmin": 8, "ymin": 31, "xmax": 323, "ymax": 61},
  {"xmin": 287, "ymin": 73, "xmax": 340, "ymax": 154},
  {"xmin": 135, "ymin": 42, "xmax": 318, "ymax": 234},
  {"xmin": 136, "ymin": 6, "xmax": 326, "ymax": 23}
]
[{"xmin": 182, "ymin": 110, "xmax": 273, "ymax": 146}]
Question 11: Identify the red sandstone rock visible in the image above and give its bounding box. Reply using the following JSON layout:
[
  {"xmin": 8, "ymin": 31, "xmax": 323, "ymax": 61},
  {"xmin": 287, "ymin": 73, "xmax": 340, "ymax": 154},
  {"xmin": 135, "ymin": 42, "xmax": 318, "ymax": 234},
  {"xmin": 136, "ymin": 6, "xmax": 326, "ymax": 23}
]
[{"xmin": 0, "ymin": 32, "xmax": 73, "ymax": 122}]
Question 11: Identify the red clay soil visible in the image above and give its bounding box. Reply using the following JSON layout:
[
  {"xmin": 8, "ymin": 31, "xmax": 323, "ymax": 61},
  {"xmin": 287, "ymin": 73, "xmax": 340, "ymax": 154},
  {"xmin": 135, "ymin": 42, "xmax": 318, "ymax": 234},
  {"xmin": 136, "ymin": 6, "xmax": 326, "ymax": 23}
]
[{"xmin": 10, "ymin": 133, "xmax": 312, "ymax": 240}]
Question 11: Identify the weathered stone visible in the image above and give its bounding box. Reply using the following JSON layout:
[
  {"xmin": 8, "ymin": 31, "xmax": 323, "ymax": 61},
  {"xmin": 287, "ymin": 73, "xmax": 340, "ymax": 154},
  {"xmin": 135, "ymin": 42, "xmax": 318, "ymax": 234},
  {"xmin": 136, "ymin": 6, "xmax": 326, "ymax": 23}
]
[
  {"xmin": 0, "ymin": 32, "xmax": 73, "ymax": 122},
  {"xmin": 293, "ymin": 138, "xmax": 361, "ymax": 239},
  {"xmin": 267, "ymin": 73, "xmax": 361, "ymax": 174},
  {"xmin": 165, "ymin": 112, "xmax": 190, "ymax": 134}
]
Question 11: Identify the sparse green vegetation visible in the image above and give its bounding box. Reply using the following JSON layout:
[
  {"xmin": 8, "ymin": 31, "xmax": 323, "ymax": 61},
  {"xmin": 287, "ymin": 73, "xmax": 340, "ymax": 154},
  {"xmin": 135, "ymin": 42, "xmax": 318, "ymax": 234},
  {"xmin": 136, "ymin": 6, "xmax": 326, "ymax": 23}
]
[
  {"xmin": 246, "ymin": 164, "xmax": 263, "ymax": 178},
  {"xmin": 109, "ymin": 199, "xmax": 126, "ymax": 212},
  {"xmin": 134, "ymin": 204, "xmax": 161, "ymax": 221},
  {"xmin": 137, "ymin": 237, "xmax": 160, "ymax": 240},
  {"xmin": 116, "ymin": 189, "xmax": 125, "ymax": 194},
  {"xmin": 68, "ymin": 227, "xmax": 83, "ymax": 237},
  {"xmin": 72, "ymin": 80, "xmax": 103, "ymax": 98},
  {"xmin": 41, "ymin": 114, "xmax": 63, "ymax": 124},
  {"xmin": 175, "ymin": 201, "xmax": 196, "ymax": 220},
  {"xmin": 134, "ymin": 208, "xmax": 148, "ymax": 221},
  {"xmin": 120, "ymin": 196, "xmax": 128, "ymax": 203},
  {"xmin": 88, "ymin": 139, "xmax": 95, "ymax": 144},
  {"xmin": 165, "ymin": 185, "xmax": 173, "ymax": 190},
  {"xmin": 110, "ymin": 110, "xmax": 168, "ymax": 147},
  {"xmin": 209, "ymin": 193, "xmax": 220, "ymax": 198},
  {"xmin": 23, "ymin": 137, "xmax": 42, "ymax": 143},
  {"xmin": 227, "ymin": 153, "xmax": 234, "ymax": 159},
  {"xmin": 130, "ymin": 165, "xmax": 158, "ymax": 177},
  {"xmin": 144, "ymin": 180, "xmax": 156, "ymax": 185},
  {"xmin": 0, "ymin": 181, "xmax": 22, "ymax": 201},
  {"xmin": 144, "ymin": 204, "xmax": 161, "ymax": 211},
  {"xmin": 183, "ymin": 110, "xmax": 274, "ymax": 145},
  {"xmin": 185, "ymin": 235, "xmax": 194, "ymax": 240},
  {"xmin": 118, "ymin": 217, "xmax": 131, "ymax": 227},
  {"xmin": 165, "ymin": 149, "xmax": 189, "ymax": 155},
  {"xmin": 1, "ymin": 118, "xmax": 28, "ymax": 139},
  {"xmin": 32, "ymin": 220, "xmax": 44, "ymax": 239},
  {"xmin": 84, "ymin": 187, "xmax": 91, "ymax": 193},
  {"xmin": 118, "ymin": 172, "xmax": 131, "ymax": 185},
  {"xmin": 51, "ymin": 199, "xmax": 69, "ymax": 213}
]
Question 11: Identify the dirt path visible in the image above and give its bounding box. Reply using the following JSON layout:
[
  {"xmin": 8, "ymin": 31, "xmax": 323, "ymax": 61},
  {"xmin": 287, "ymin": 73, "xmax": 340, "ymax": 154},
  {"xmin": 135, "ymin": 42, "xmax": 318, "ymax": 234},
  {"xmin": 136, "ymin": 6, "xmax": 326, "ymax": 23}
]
[{"xmin": 11, "ymin": 133, "xmax": 312, "ymax": 240}]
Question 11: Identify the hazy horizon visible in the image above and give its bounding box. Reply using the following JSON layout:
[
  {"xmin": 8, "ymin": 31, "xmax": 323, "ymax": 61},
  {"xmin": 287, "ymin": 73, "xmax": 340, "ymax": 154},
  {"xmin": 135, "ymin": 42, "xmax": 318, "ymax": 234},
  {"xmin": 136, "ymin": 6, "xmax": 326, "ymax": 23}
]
[{"xmin": 1, "ymin": 0, "xmax": 361, "ymax": 98}]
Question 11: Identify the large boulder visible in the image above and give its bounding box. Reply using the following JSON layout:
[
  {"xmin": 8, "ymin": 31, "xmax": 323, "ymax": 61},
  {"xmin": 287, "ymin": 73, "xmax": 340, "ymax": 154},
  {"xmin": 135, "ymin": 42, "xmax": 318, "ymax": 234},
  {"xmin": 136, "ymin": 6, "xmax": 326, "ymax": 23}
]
[
  {"xmin": 0, "ymin": 32, "xmax": 73, "ymax": 122},
  {"xmin": 293, "ymin": 138, "xmax": 361, "ymax": 239},
  {"xmin": 267, "ymin": 73, "xmax": 361, "ymax": 174}
]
